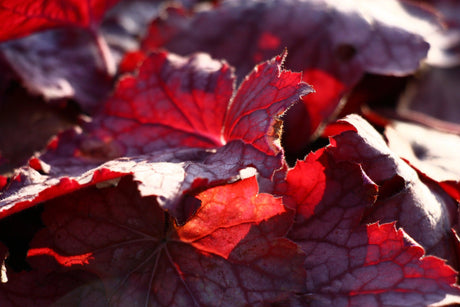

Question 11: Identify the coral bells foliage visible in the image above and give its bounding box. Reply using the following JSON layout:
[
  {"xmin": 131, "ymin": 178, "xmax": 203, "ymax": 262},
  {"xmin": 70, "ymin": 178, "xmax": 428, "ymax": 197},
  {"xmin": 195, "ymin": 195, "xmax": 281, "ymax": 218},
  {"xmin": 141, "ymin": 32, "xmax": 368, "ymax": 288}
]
[{"xmin": 2, "ymin": 1, "xmax": 460, "ymax": 307}]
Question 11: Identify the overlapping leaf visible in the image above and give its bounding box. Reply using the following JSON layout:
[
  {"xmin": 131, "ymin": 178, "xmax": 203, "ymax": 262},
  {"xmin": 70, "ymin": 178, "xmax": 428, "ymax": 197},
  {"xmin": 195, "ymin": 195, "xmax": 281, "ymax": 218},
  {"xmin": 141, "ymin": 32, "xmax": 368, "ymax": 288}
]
[
  {"xmin": 0, "ymin": 51, "xmax": 311, "ymax": 219},
  {"xmin": 27, "ymin": 176, "xmax": 305, "ymax": 306},
  {"xmin": 0, "ymin": 0, "xmax": 124, "ymax": 110},
  {"xmin": 141, "ymin": 0, "xmax": 436, "ymax": 155},
  {"xmin": 0, "ymin": 28, "xmax": 113, "ymax": 112},
  {"xmin": 144, "ymin": 0, "xmax": 435, "ymax": 83},
  {"xmin": 325, "ymin": 114, "xmax": 458, "ymax": 266},
  {"xmin": 277, "ymin": 147, "xmax": 460, "ymax": 306}
]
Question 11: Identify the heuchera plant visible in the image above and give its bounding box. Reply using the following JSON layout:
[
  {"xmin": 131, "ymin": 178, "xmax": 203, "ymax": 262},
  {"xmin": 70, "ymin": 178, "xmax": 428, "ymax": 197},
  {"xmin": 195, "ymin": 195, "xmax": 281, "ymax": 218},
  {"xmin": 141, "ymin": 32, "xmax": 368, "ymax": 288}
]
[{"xmin": 1, "ymin": 0, "xmax": 460, "ymax": 306}]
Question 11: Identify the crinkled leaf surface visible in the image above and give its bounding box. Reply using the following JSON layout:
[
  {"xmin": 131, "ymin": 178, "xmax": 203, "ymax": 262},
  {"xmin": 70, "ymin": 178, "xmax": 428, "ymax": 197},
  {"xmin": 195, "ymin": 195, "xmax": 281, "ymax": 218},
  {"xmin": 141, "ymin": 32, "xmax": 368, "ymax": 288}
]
[
  {"xmin": 277, "ymin": 148, "xmax": 460, "ymax": 307},
  {"xmin": 33, "ymin": 176, "xmax": 305, "ymax": 306},
  {"xmin": 326, "ymin": 114, "xmax": 458, "ymax": 267},
  {"xmin": 0, "ymin": 28, "xmax": 113, "ymax": 112},
  {"xmin": 0, "ymin": 0, "xmax": 120, "ymax": 42},
  {"xmin": 0, "ymin": 51, "xmax": 310, "ymax": 219},
  {"xmin": 143, "ymin": 0, "xmax": 433, "ymax": 83}
]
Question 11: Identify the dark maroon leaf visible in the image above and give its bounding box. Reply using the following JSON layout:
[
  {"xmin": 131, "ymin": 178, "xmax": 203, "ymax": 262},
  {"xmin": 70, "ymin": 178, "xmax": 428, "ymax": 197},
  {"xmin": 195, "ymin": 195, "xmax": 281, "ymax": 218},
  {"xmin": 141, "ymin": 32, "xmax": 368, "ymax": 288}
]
[
  {"xmin": 0, "ymin": 86, "xmax": 78, "ymax": 174},
  {"xmin": 398, "ymin": 65, "xmax": 460, "ymax": 126},
  {"xmin": 326, "ymin": 114, "xmax": 458, "ymax": 267},
  {"xmin": 0, "ymin": 239, "xmax": 108, "ymax": 307},
  {"xmin": 0, "ymin": 28, "xmax": 113, "ymax": 113},
  {"xmin": 0, "ymin": 166, "xmax": 128, "ymax": 218},
  {"xmin": 277, "ymin": 148, "xmax": 460, "ymax": 307},
  {"xmin": 33, "ymin": 176, "xmax": 305, "ymax": 306},
  {"xmin": 143, "ymin": 0, "xmax": 434, "ymax": 83}
]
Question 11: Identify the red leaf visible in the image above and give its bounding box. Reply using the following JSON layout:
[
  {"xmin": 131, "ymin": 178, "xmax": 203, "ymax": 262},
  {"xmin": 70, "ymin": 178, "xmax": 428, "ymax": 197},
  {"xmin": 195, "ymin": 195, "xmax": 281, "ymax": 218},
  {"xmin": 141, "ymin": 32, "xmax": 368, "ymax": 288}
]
[
  {"xmin": 94, "ymin": 51, "xmax": 309, "ymax": 155},
  {"xmin": 0, "ymin": 51, "xmax": 310, "ymax": 219},
  {"xmin": 222, "ymin": 51, "xmax": 307, "ymax": 155},
  {"xmin": 35, "ymin": 176, "xmax": 306, "ymax": 306},
  {"xmin": 278, "ymin": 148, "xmax": 460, "ymax": 306},
  {"xmin": 0, "ymin": 0, "xmax": 120, "ymax": 42},
  {"xmin": 84, "ymin": 51, "xmax": 310, "ymax": 176},
  {"xmin": 118, "ymin": 51, "xmax": 147, "ymax": 74},
  {"xmin": 99, "ymin": 51, "xmax": 234, "ymax": 151},
  {"xmin": 0, "ymin": 176, "xmax": 6, "ymax": 190}
]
